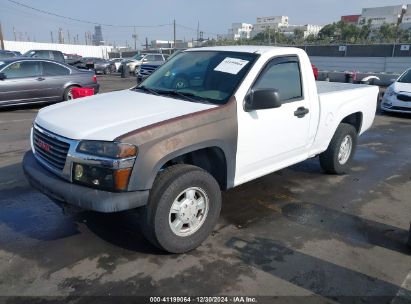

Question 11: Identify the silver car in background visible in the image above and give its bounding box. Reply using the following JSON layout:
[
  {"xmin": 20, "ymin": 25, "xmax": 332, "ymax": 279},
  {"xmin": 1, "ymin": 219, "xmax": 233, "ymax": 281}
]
[{"xmin": 0, "ymin": 58, "xmax": 99, "ymax": 108}]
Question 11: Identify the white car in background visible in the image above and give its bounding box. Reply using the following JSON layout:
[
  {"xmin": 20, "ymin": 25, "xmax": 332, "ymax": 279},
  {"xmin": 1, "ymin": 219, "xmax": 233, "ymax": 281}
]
[
  {"xmin": 381, "ymin": 69, "xmax": 411, "ymax": 114},
  {"xmin": 122, "ymin": 54, "xmax": 168, "ymax": 74},
  {"xmin": 109, "ymin": 58, "xmax": 124, "ymax": 72}
]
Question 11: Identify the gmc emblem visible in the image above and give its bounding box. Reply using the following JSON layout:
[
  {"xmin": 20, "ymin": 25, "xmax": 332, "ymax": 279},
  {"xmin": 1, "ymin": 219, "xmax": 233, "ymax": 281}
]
[{"xmin": 38, "ymin": 139, "xmax": 51, "ymax": 152}]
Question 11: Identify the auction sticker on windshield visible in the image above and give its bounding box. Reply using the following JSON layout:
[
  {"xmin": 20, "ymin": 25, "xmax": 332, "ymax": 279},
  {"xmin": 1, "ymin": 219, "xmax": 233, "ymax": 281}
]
[{"xmin": 214, "ymin": 57, "xmax": 249, "ymax": 75}]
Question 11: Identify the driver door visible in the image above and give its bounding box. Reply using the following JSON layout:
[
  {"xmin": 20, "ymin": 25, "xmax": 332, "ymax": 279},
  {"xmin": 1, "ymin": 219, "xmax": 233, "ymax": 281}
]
[{"xmin": 235, "ymin": 56, "xmax": 312, "ymax": 185}]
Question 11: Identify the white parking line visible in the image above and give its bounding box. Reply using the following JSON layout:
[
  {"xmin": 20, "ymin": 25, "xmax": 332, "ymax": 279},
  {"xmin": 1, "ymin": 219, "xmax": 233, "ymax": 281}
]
[
  {"xmin": 0, "ymin": 119, "xmax": 33, "ymax": 124},
  {"xmin": 391, "ymin": 270, "xmax": 411, "ymax": 304}
]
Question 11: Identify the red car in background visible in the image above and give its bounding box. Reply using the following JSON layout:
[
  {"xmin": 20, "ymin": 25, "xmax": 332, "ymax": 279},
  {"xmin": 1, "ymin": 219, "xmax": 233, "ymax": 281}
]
[{"xmin": 312, "ymin": 64, "xmax": 319, "ymax": 80}]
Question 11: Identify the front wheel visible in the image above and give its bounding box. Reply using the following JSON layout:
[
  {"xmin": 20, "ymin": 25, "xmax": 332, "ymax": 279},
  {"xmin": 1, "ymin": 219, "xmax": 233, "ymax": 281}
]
[
  {"xmin": 319, "ymin": 123, "xmax": 357, "ymax": 174},
  {"xmin": 139, "ymin": 165, "xmax": 221, "ymax": 253}
]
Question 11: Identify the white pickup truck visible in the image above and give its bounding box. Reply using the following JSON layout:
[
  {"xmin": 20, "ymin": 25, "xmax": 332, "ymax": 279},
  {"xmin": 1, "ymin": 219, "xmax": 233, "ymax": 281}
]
[{"xmin": 23, "ymin": 46, "xmax": 379, "ymax": 253}]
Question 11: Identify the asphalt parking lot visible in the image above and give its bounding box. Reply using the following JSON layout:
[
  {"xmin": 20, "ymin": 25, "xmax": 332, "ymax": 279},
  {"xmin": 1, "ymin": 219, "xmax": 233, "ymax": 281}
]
[{"xmin": 0, "ymin": 75, "xmax": 410, "ymax": 303}]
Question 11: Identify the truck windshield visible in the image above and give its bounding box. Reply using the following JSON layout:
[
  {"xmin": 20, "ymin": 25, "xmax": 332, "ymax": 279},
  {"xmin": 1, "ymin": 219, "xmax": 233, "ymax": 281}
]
[
  {"xmin": 137, "ymin": 51, "xmax": 259, "ymax": 104},
  {"xmin": 398, "ymin": 70, "xmax": 411, "ymax": 83}
]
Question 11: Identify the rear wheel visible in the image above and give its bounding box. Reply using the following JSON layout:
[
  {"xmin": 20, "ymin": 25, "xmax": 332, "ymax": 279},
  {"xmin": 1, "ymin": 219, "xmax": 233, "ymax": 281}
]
[
  {"xmin": 139, "ymin": 165, "xmax": 221, "ymax": 253},
  {"xmin": 63, "ymin": 86, "xmax": 77, "ymax": 101},
  {"xmin": 319, "ymin": 123, "xmax": 357, "ymax": 174}
]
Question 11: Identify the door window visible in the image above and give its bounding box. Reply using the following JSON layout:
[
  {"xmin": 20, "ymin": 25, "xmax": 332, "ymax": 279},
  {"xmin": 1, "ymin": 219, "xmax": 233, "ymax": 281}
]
[
  {"xmin": 52, "ymin": 51, "xmax": 65, "ymax": 62},
  {"xmin": 144, "ymin": 55, "xmax": 156, "ymax": 61},
  {"xmin": 42, "ymin": 62, "xmax": 70, "ymax": 76},
  {"xmin": 253, "ymin": 57, "xmax": 302, "ymax": 102},
  {"xmin": 2, "ymin": 61, "xmax": 42, "ymax": 79},
  {"xmin": 154, "ymin": 55, "xmax": 164, "ymax": 61},
  {"xmin": 33, "ymin": 50, "xmax": 50, "ymax": 59}
]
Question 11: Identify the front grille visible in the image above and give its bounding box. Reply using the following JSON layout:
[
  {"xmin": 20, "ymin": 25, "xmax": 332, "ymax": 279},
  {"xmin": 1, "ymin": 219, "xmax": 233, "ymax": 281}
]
[
  {"xmin": 391, "ymin": 106, "xmax": 411, "ymax": 112},
  {"xmin": 139, "ymin": 65, "xmax": 159, "ymax": 76},
  {"xmin": 397, "ymin": 94, "xmax": 411, "ymax": 102},
  {"xmin": 33, "ymin": 127, "xmax": 70, "ymax": 171}
]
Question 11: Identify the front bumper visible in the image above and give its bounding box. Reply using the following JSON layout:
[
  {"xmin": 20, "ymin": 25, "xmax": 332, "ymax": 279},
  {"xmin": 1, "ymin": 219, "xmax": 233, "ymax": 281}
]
[
  {"xmin": 23, "ymin": 151, "xmax": 149, "ymax": 213},
  {"xmin": 136, "ymin": 74, "xmax": 149, "ymax": 83},
  {"xmin": 381, "ymin": 95, "xmax": 411, "ymax": 113}
]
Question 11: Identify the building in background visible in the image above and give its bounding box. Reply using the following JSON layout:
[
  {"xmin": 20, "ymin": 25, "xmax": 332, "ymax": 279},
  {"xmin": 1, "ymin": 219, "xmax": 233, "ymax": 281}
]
[
  {"xmin": 251, "ymin": 16, "xmax": 289, "ymax": 37},
  {"xmin": 92, "ymin": 25, "xmax": 104, "ymax": 46},
  {"xmin": 358, "ymin": 5, "xmax": 406, "ymax": 27},
  {"xmin": 341, "ymin": 15, "xmax": 361, "ymax": 25},
  {"xmin": 226, "ymin": 23, "xmax": 253, "ymax": 40},
  {"xmin": 150, "ymin": 39, "xmax": 193, "ymax": 49},
  {"xmin": 280, "ymin": 24, "xmax": 323, "ymax": 38},
  {"xmin": 400, "ymin": 4, "xmax": 411, "ymax": 29}
]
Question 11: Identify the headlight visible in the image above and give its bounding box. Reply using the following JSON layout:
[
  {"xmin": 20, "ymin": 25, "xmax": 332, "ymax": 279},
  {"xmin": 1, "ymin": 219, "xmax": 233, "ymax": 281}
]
[
  {"xmin": 385, "ymin": 86, "xmax": 397, "ymax": 97},
  {"xmin": 73, "ymin": 141, "xmax": 138, "ymax": 191},
  {"xmin": 77, "ymin": 141, "xmax": 137, "ymax": 158},
  {"xmin": 73, "ymin": 163, "xmax": 132, "ymax": 191}
]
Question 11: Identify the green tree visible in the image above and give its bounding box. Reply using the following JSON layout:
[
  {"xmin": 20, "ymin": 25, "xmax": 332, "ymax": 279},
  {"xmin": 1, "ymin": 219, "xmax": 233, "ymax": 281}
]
[{"xmin": 293, "ymin": 28, "xmax": 305, "ymax": 41}]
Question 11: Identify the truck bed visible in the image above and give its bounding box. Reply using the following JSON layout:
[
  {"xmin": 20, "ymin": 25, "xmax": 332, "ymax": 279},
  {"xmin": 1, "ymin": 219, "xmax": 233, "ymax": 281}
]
[
  {"xmin": 310, "ymin": 80, "xmax": 379, "ymax": 157},
  {"xmin": 316, "ymin": 81, "xmax": 371, "ymax": 95}
]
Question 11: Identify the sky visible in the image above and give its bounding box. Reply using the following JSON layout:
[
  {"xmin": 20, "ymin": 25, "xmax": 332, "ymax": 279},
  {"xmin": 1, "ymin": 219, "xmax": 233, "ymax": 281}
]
[{"xmin": 0, "ymin": 0, "xmax": 407, "ymax": 47}]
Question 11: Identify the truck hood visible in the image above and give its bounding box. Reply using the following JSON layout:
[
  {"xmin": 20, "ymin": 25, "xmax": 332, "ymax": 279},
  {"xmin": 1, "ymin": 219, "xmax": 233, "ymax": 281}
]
[{"xmin": 35, "ymin": 90, "xmax": 216, "ymax": 141}]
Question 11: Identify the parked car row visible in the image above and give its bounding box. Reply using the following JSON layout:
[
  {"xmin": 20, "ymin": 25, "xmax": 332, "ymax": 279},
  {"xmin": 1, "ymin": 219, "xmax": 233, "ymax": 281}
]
[
  {"xmin": 69, "ymin": 57, "xmax": 116, "ymax": 75},
  {"xmin": 120, "ymin": 53, "xmax": 169, "ymax": 74}
]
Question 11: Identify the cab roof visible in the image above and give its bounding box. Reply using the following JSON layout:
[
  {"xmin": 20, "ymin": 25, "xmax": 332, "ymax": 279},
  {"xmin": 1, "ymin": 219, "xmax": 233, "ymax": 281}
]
[{"xmin": 185, "ymin": 45, "xmax": 302, "ymax": 55}]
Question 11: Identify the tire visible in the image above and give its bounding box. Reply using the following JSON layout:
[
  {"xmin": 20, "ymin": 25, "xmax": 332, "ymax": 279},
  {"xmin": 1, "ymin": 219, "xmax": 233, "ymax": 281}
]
[
  {"xmin": 103, "ymin": 67, "xmax": 110, "ymax": 75},
  {"xmin": 139, "ymin": 164, "xmax": 221, "ymax": 253},
  {"xmin": 63, "ymin": 86, "xmax": 77, "ymax": 101},
  {"xmin": 319, "ymin": 123, "xmax": 357, "ymax": 174}
]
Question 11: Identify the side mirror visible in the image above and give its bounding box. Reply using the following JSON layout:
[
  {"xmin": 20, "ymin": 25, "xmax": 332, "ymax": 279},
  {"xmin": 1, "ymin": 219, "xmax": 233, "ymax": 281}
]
[
  {"xmin": 244, "ymin": 89, "xmax": 282, "ymax": 112},
  {"xmin": 0, "ymin": 73, "xmax": 6, "ymax": 80}
]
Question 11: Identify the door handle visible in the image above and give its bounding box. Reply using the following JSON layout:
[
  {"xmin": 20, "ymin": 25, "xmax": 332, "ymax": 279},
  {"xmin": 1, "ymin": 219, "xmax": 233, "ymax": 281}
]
[
  {"xmin": 294, "ymin": 107, "xmax": 309, "ymax": 118},
  {"xmin": 36, "ymin": 77, "xmax": 45, "ymax": 81}
]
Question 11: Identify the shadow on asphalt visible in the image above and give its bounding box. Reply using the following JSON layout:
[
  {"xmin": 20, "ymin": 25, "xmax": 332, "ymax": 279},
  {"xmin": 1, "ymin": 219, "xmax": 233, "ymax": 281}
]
[
  {"xmin": 76, "ymin": 211, "xmax": 167, "ymax": 256},
  {"xmin": 0, "ymin": 102, "xmax": 52, "ymax": 112},
  {"xmin": 282, "ymin": 202, "xmax": 411, "ymax": 255},
  {"xmin": 227, "ymin": 236, "xmax": 411, "ymax": 303}
]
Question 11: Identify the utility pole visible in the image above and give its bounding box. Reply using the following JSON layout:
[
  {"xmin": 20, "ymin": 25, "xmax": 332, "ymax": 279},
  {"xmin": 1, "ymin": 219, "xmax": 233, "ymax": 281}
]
[
  {"xmin": 0, "ymin": 22, "xmax": 4, "ymax": 50},
  {"xmin": 50, "ymin": 31, "xmax": 54, "ymax": 43},
  {"xmin": 132, "ymin": 26, "xmax": 138, "ymax": 50},
  {"xmin": 173, "ymin": 19, "xmax": 176, "ymax": 48},
  {"xmin": 268, "ymin": 28, "xmax": 271, "ymax": 45},
  {"xmin": 197, "ymin": 21, "xmax": 199, "ymax": 44},
  {"xmin": 67, "ymin": 30, "xmax": 70, "ymax": 44},
  {"xmin": 58, "ymin": 28, "xmax": 64, "ymax": 44},
  {"xmin": 13, "ymin": 27, "xmax": 17, "ymax": 41},
  {"xmin": 145, "ymin": 37, "xmax": 149, "ymax": 50}
]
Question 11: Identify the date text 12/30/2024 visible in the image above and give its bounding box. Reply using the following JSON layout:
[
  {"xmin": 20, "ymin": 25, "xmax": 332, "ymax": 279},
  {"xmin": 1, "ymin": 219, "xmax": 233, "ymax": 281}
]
[{"xmin": 149, "ymin": 297, "xmax": 258, "ymax": 303}]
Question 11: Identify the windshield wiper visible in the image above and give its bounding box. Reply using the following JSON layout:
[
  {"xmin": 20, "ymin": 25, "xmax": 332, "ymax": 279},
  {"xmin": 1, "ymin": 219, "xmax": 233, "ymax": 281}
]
[
  {"xmin": 135, "ymin": 85, "xmax": 160, "ymax": 95},
  {"xmin": 157, "ymin": 90, "xmax": 212, "ymax": 104}
]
